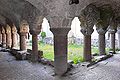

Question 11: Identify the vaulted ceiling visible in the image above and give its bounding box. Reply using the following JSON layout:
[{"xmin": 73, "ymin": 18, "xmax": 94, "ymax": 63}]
[{"xmin": 1, "ymin": 0, "xmax": 120, "ymax": 29}]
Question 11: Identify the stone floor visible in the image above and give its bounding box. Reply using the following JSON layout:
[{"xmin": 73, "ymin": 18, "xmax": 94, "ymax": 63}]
[
  {"xmin": 1, "ymin": 50, "xmax": 120, "ymax": 80},
  {"xmin": 0, "ymin": 51, "xmax": 54, "ymax": 80}
]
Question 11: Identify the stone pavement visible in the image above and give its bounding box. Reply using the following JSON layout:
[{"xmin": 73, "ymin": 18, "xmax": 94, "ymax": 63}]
[
  {"xmin": 61, "ymin": 53, "xmax": 120, "ymax": 80},
  {"xmin": 1, "ymin": 50, "xmax": 120, "ymax": 80},
  {"xmin": 0, "ymin": 51, "xmax": 54, "ymax": 80}
]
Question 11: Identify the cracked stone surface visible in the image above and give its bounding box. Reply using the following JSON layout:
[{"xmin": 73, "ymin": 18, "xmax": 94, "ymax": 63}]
[
  {"xmin": 0, "ymin": 51, "xmax": 54, "ymax": 80},
  {"xmin": 61, "ymin": 53, "xmax": 120, "ymax": 80},
  {"xmin": 1, "ymin": 49, "xmax": 120, "ymax": 80}
]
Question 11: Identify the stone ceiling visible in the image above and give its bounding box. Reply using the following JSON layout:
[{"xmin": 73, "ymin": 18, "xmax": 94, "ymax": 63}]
[{"xmin": 0, "ymin": 0, "xmax": 120, "ymax": 29}]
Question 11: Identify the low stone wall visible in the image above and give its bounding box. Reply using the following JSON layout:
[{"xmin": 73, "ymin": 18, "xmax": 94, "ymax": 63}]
[
  {"xmin": 10, "ymin": 49, "xmax": 30, "ymax": 60},
  {"xmin": 9, "ymin": 49, "xmax": 43, "ymax": 60}
]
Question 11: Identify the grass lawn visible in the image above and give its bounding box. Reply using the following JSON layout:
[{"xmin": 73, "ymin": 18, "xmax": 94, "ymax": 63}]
[{"xmin": 38, "ymin": 42, "xmax": 110, "ymax": 64}]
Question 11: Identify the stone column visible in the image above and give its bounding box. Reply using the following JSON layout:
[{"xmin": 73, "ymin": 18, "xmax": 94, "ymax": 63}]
[
  {"xmin": 108, "ymin": 30, "xmax": 116, "ymax": 53},
  {"xmin": 0, "ymin": 28, "xmax": 2, "ymax": 44},
  {"xmin": 6, "ymin": 25, "xmax": 12, "ymax": 48},
  {"xmin": 2, "ymin": 27, "xmax": 6, "ymax": 48},
  {"xmin": 19, "ymin": 32, "xmax": 27, "ymax": 51},
  {"xmin": 97, "ymin": 29, "xmax": 107, "ymax": 55},
  {"xmin": 19, "ymin": 20, "xmax": 29, "ymax": 51},
  {"xmin": 30, "ymin": 31, "xmax": 40, "ymax": 62},
  {"xmin": 110, "ymin": 32, "xmax": 116, "ymax": 53},
  {"xmin": 50, "ymin": 28, "xmax": 70, "ymax": 76},
  {"xmin": 117, "ymin": 29, "xmax": 120, "ymax": 49},
  {"xmin": 11, "ymin": 25, "xmax": 17, "ymax": 49},
  {"xmin": 84, "ymin": 35, "xmax": 92, "ymax": 61},
  {"xmin": 81, "ymin": 28, "xmax": 93, "ymax": 62}
]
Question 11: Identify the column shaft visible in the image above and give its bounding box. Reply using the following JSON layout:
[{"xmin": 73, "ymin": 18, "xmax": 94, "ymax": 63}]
[
  {"xmin": 6, "ymin": 33, "xmax": 11, "ymax": 48},
  {"xmin": 50, "ymin": 28, "xmax": 70, "ymax": 76},
  {"xmin": 83, "ymin": 35, "xmax": 92, "ymax": 61},
  {"xmin": 20, "ymin": 33, "xmax": 27, "ymax": 51},
  {"xmin": 110, "ymin": 33, "xmax": 115, "ymax": 53},
  {"xmin": 11, "ymin": 33, "xmax": 17, "ymax": 49},
  {"xmin": 2, "ymin": 33, "xmax": 6, "ymax": 48},
  {"xmin": 31, "ymin": 34, "xmax": 38, "ymax": 62},
  {"xmin": 118, "ymin": 32, "xmax": 120, "ymax": 49},
  {"xmin": 98, "ymin": 34, "xmax": 106, "ymax": 55},
  {"xmin": 0, "ymin": 32, "xmax": 2, "ymax": 44}
]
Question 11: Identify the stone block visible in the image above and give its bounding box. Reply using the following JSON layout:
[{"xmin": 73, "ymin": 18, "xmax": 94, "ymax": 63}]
[{"xmin": 16, "ymin": 51, "xmax": 27, "ymax": 60}]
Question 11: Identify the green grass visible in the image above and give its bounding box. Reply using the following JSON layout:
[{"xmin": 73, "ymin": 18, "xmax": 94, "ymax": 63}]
[{"xmin": 38, "ymin": 42, "xmax": 110, "ymax": 64}]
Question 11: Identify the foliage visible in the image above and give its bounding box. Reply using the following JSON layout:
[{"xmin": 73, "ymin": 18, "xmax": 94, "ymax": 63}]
[{"xmin": 40, "ymin": 31, "xmax": 46, "ymax": 43}]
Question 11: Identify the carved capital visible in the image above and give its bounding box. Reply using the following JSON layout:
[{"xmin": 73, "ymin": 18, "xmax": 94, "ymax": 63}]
[
  {"xmin": 20, "ymin": 20, "xmax": 29, "ymax": 33},
  {"xmin": 12, "ymin": 25, "xmax": 17, "ymax": 34},
  {"xmin": 28, "ymin": 16, "xmax": 44, "ymax": 31},
  {"xmin": 96, "ymin": 4, "xmax": 113, "ymax": 30},
  {"xmin": 30, "ymin": 30, "xmax": 41, "ymax": 35},
  {"xmin": 6, "ymin": 25, "xmax": 11, "ymax": 34},
  {"xmin": 30, "ymin": 25, "xmax": 42, "ymax": 35},
  {"xmin": 50, "ymin": 28, "xmax": 70, "ymax": 36},
  {"xmin": 2, "ymin": 27, "xmax": 5, "ymax": 34},
  {"xmin": 48, "ymin": 16, "xmax": 73, "ymax": 28},
  {"xmin": 79, "ymin": 4, "xmax": 100, "ymax": 29},
  {"xmin": 19, "ymin": 32, "xmax": 28, "ymax": 36},
  {"xmin": 81, "ymin": 27, "xmax": 94, "ymax": 35},
  {"xmin": 108, "ymin": 29, "xmax": 117, "ymax": 34},
  {"xmin": 97, "ymin": 28, "xmax": 107, "ymax": 35}
]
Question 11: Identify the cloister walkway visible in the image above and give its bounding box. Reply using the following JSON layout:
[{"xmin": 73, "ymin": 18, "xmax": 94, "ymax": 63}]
[{"xmin": 0, "ymin": 48, "xmax": 120, "ymax": 80}]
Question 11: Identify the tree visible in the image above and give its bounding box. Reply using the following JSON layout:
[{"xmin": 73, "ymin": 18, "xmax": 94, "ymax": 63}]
[{"xmin": 40, "ymin": 31, "xmax": 46, "ymax": 43}]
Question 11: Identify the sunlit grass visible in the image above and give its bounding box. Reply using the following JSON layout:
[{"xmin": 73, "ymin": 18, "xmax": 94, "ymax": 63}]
[{"xmin": 38, "ymin": 42, "xmax": 110, "ymax": 64}]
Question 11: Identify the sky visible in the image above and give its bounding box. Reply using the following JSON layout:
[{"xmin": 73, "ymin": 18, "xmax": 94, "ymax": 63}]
[{"xmin": 41, "ymin": 17, "xmax": 118, "ymax": 39}]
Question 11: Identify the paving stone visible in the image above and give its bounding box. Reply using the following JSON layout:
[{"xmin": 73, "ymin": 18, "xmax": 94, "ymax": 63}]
[{"xmin": 1, "ymin": 50, "xmax": 120, "ymax": 80}]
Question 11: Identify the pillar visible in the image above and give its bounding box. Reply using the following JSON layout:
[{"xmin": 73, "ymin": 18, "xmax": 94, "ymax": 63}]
[
  {"xmin": 97, "ymin": 30, "xmax": 107, "ymax": 55},
  {"xmin": 6, "ymin": 25, "xmax": 12, "ymax": 48},
  {"xmin": 11, "ymin": 25, "xmax": 17, "ymax": 49},
  {"xmin": 50, "ymin": 28, "xmax": 70, "ymax": 76},
  {"xmin": 0, "ymin": 28, "xmax": 2, "ymax": 44},
  {"xmin": 30, "ymin": 31, "xmax": 40, "ymax": 62},
  {"xmin": 19, "ymin": 32, "xmax": 27, "ymax": 51},
  {"xmin": 117, "ymin": 29, "xmax": 120, "ymax": 49},
  {"xmin": 81, "ymin": 29, "xmax": 93, "ymax": 62},
  {"xmin": 2, "ymin": 27, "xmax": 6, "ymax": 48},
  {"xmin": 109, "ymin": 30, "xmax": 116, "ymax": 53},
  {"xmin": 84, "ymin": 35, "xmax": 92, "ymax": 61},
  {"xmin": 19, "ymin": 20, "xmax": 29, "ymax": 51}
]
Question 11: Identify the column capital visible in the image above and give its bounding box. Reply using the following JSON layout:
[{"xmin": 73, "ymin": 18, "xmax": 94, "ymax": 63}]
[
  {"xmin": 97, "ymin": 28, "xmax": 107, "ymax": 35},
  {"xmin": 1, "ymin": 27, "xmax": 5, "ymax": 34},
  {"xmin": 6, "ymin": 25, "xmax": 11, "ymax": 34},
  {"xmin": 79, "ymin": 4, "xmax": 99, "ymax": 36},
  {"xmin": 108, "ymin": 29, "xmax": 117, "ymax": 34},
  {"xmin": 81, "ymin": 28, "xmax": 94, "ymax": 35},
  {"xmin": 19, "ymin": 20, "xmax": 29, "ymax": 34},
  {"xmin": 12, "ymin": 25, "xmax": 17, "ymax": 34},
  {"xmin": 48, "ymin": 17, "xmax": 73, "ymax": 28},
  {"xmin": 19, "ymin": 32, "xmax": 28, "ymax": 36},
  {"xmin": 30, "ymin": 30, "xmax": 41, "ymax": 35},
  {"xmin": 117, "ymin": 27, "xmax": 120, "ymax": 34},
  {"xmin": 50, "ymin": 28, "xmax": 70, "ymax": 36}
]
